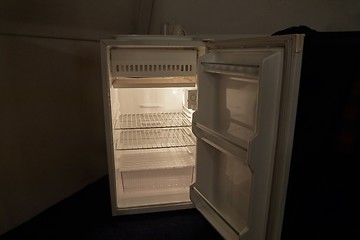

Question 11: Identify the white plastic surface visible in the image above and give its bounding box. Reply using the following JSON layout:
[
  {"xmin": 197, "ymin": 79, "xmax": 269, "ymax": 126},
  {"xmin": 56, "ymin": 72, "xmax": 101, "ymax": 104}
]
[
  {"xmin": 110, "ymin": 49, "xmax": 197, "ymax": 78},
  {"xmin": 112, "ymin": 88, "xmax": 186, "ymax": 114},
  {"xmin": 196, "ymin": 54, "xmax": 268, "ymax": 147},
  {"xmin": 192, "ymin": 48, "xmax": 284, "ymax": 240},
  {"xmin": 195, "ymin": 140, "xmax": 251, "ymax": 234},
  {"xmin": 121, "ymin": 165, "xmax": 194, "ymax": 192}
]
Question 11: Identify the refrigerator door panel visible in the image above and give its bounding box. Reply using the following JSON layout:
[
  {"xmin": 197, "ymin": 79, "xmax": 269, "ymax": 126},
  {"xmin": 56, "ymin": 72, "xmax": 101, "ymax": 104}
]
[{"xmin": 191, "ymin": 44, "xmax": 286, "ymax": 240}]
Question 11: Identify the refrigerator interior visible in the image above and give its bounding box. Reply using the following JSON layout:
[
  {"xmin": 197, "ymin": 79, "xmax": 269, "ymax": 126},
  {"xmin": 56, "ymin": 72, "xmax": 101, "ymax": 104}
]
[
  {"xmin": 102, "ymin": 40, "xmax": 204, "ymax": 212},
  {"xmin": 110, "ymin": 87, "xmax": 197, "ymax": 209}
]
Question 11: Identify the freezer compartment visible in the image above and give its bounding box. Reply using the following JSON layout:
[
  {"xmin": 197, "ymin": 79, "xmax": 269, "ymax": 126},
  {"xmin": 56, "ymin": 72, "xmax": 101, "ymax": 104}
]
[
  {"xmin": 110, "ymin": 49, "xmax": 197, "ymax": 78},
  {"xmin": 108, "ymin": 48, "xmax": 198, "ymax": 88}
]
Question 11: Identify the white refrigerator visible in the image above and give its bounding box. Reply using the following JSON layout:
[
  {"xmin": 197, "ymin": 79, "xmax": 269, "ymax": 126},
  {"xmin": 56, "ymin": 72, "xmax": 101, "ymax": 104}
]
[{"xmin": 100, "ymin": 34, "xmax": 304, "ymax": 240}]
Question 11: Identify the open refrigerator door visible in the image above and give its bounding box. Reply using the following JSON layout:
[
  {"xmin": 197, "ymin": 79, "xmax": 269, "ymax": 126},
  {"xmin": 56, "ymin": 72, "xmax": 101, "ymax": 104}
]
[{"xmin": 190, "ymin": 35, "xmax": 303, "ymax": 240}]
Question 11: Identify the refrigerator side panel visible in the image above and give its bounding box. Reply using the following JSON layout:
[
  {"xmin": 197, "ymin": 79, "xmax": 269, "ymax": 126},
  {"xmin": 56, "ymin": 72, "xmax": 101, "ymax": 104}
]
[
  {"xmin": 100, "ymin": 41, "xmax": 118, "ymax": 215},
  {"xmin": 265, "ymin": 36, "xmax": 303, "ymax": 240}
]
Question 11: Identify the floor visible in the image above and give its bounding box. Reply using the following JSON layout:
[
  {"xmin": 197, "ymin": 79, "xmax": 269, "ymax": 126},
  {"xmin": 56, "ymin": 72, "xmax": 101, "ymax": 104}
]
[{"xmin": 1, "ymin": 176, "xmax": 223, "ymax": 240}]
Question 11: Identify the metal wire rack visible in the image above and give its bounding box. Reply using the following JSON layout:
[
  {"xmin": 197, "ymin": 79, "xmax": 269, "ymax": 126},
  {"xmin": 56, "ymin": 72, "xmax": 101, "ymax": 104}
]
[
  {"xmin": 115, "ymin": 112, "xmax": 191, "ymax": 129},
  {"xmin": 116, "ymin": 127, "xmax": 195, "ymax": 150}
]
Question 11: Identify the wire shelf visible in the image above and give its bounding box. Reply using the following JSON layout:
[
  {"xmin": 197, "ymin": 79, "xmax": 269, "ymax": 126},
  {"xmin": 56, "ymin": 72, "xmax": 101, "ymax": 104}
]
[
  {"xmin": 115, "ymin": 112, "xmax": 191, "ymax": 129},
  {"xmin": 116, "ymin": 127, "xmax": 195, "ymax": 150}
]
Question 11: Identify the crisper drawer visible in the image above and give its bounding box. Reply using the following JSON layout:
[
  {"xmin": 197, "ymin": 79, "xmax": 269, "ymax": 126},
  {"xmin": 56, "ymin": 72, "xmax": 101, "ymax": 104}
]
[
  {"xmin": 121, "ymin": 167, "xmax": 194, "ymax": 192},
  {"xmin": 117, "ymin": 148, "xmax": 195, "ymax": 192}
]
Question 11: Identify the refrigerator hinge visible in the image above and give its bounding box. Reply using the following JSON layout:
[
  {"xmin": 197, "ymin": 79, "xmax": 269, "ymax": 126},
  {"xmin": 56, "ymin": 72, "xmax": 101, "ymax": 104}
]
[{"xmin": 295, "ymin": 34, "xmax": 304, "ymax": 53}]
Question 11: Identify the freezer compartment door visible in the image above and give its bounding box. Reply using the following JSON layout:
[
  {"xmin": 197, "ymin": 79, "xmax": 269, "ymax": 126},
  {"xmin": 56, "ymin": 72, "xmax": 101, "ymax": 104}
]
[
  {"xmin": 110, "ymin": 48, "xmax": 198, "ymax": 88},
  {"xmin": 191, "ymin": 47, "xmax": 284, "ymax": 240}
]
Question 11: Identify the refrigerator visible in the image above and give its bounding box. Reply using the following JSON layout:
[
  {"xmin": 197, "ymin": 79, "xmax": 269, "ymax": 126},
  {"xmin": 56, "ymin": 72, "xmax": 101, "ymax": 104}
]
[{"xmin": 100, "ymin": 31, "xmax": 360, "ymax": 240}]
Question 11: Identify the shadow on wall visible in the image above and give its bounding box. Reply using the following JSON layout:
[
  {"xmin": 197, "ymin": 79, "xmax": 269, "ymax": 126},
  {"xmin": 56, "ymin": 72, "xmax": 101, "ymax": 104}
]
[{"xmin": 0, "ymin": 35, "xmax": 108, "ymax": 235}]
